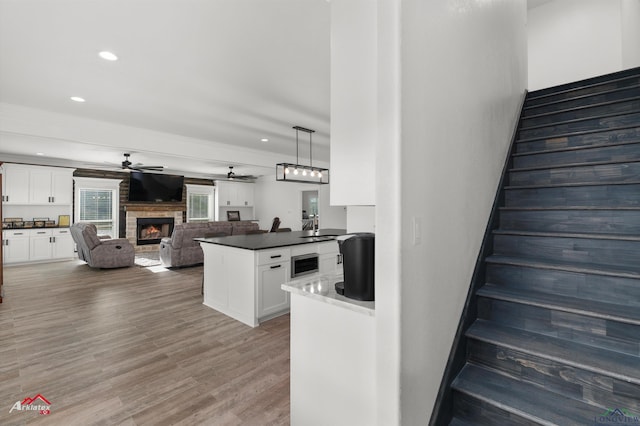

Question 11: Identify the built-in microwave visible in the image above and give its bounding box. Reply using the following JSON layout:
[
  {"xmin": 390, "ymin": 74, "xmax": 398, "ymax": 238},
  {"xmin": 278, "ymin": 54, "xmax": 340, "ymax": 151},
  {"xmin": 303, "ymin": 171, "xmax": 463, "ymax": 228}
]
[{"xmin": 291, "ymin": 253, "xmax": 319, "ymax": 278}]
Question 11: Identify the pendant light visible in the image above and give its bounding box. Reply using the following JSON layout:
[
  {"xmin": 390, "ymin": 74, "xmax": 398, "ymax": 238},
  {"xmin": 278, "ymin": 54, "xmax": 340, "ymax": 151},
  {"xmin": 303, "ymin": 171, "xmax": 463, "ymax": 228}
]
[{"xmin": 276, "ymin": 126, "xmax": 329, "ymax": 184}]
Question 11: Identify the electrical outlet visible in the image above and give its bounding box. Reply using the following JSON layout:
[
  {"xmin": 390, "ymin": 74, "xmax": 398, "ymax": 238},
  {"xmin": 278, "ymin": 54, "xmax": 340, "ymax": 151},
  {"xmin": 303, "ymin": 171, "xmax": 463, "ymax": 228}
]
[{"xmin": 412, "ymin": 216, "xmax": 422, "ymax": 245}]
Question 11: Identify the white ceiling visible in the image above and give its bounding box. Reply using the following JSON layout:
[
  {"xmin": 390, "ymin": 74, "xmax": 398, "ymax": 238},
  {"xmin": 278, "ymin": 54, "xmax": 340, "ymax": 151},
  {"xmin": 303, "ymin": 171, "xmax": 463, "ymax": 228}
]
[{"xmin": 0, "ymin": 0, "xmax": 330, "ymax": 178}]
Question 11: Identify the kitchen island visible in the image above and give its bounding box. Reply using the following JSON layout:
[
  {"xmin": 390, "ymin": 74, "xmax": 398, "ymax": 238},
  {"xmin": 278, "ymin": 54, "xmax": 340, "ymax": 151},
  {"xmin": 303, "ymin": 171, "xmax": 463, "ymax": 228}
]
[
  {"xmin": 282, "ymin": 273, "xmax": 376, "ymax": 426},
  {"xmin": 196, "ymin": 229, "xmax": 346, "ymax": 327}
]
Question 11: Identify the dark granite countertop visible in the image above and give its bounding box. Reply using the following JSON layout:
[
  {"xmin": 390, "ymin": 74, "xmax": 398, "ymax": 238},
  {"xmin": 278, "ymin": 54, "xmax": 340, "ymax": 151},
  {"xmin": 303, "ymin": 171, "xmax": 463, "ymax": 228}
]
[{"xmin": 195, "ymin": 228, "xmax": 347, "ymax": 250}]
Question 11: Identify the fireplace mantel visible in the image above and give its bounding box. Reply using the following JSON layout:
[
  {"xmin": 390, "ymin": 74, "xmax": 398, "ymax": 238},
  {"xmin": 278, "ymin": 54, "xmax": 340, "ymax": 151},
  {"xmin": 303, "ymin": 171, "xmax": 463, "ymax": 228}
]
[{"xmin": 124, "ymin": 204, "xmax": 185, "ymax": 212}]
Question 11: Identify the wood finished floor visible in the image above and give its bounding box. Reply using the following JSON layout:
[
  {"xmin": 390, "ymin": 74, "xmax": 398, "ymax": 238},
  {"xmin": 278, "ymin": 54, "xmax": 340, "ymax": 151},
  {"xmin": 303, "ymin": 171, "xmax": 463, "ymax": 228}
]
[{"xmin": 0, "ymin": 259, "xmax": 290, "ymax": 426}]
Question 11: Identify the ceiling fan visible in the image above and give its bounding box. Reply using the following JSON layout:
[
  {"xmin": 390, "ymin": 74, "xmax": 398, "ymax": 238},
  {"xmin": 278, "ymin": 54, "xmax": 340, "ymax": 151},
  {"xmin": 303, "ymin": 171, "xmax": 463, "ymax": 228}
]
[
  {"xmin": 213, "ymin": 166, "xmax": 257, "ymax": 182},
  {"xmin": 120, "ymin": 153, "xmax": 164, "ymax": 172}
]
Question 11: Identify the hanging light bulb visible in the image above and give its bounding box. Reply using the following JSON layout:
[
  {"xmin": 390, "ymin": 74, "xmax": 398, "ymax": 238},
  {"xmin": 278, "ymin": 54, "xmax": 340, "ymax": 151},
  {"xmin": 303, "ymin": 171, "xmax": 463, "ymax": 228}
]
[
  {"xmin": 285, "ymin": 167, "xmax": 290, "ymax": 174},
  {"xmin": 318, "ymin": 171, "xmax": 323, "ymax": 178},
  {"xmin": 302, "ymin": 169, "xmax": 307, "ymax": 176},
  {"xmin": 310, "ymin": 170, "xmax": 316, "ymax": 177},
  {"xmin": 293, "ymin": 168, "xmax": 299, "ymax": 175}
]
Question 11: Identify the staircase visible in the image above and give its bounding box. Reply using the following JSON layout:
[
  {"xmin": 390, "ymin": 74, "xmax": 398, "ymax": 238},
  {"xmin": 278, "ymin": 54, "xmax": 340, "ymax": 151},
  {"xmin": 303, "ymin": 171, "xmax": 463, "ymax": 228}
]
[{"xmin": 449, "ymin": 68, "xmax": 640, "ymax": 425}]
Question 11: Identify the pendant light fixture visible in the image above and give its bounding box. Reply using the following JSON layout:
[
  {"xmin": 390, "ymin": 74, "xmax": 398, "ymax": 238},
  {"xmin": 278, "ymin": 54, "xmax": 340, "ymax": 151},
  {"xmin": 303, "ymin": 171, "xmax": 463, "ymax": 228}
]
[{"xmin": 276, "ymin": 126, "xmax": 329, "ymax": 184}]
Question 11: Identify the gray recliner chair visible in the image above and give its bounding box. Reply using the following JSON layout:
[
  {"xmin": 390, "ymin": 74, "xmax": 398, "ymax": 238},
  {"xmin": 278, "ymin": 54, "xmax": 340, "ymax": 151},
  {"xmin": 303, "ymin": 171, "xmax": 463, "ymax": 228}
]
[{"xmin": 70, "ymin": 222, "xmax": 135, "ymax": 268}]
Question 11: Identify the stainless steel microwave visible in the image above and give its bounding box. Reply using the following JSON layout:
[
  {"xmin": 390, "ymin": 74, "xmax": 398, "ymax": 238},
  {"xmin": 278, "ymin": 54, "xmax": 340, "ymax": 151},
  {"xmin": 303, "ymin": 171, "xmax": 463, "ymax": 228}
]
[{"xmin": 291, "ymin": 253, "xmax": 319, "ymax": 278}]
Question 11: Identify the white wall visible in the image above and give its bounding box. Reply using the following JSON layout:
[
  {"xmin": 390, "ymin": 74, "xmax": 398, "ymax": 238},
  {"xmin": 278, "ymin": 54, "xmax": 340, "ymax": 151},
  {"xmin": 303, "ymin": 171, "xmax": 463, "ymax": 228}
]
[
  {"xmin": 253, "ymin": 175, "xmax": 346, "ymax": 231},
  {"xmin": 528, "ymin": 0, "xmax": 626, "ymax": 90},
  {"xmin": 346, "ymin": 206, "xmax": 375, "ymax": 233},
  {"xmin": 398, "ymin": 0, "xmax": 527, "ymax": 422},
  {"xmin": 622, "ymin": 0, "xmax": 640, "ymax": 69}
]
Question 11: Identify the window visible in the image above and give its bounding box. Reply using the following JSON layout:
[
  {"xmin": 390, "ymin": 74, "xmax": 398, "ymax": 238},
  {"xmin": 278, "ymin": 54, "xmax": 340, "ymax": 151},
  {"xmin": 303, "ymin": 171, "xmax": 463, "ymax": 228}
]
[
  {"xmin": 186, "ymin": 184, "xmax": 214, "ymax": 222},
  {"xmin": 73, "ymin": 177, "xmax": 121, "ymax": 237}
]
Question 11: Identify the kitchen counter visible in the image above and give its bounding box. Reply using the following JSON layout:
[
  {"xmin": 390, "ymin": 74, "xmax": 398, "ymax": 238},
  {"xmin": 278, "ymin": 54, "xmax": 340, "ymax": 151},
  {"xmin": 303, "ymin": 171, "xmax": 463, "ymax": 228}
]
[
  {"xmin": 195, "ymin": 228, "xmax": 347, "ymax": 250},
  {"xmin": 198, "ymin": 228, "xmax": 345, "ymax": 327},
  {"xmin": 282, "ymin": 272, "xmax": 375, "ymax": 316}
]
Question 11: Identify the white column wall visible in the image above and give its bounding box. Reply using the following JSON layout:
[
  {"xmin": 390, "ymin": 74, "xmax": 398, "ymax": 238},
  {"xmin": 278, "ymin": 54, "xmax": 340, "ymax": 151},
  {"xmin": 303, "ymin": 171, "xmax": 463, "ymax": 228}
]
[
  {"xmin": 398, "ymin": 0, "xmax": 527, "ymax": 422},
  {"xmin": 622, "ymin": 0, "xmax": 640, "ymax": 69},
  {"xmin": 528, "ymin": 0, "xmax": 625, "ymax": 91}
]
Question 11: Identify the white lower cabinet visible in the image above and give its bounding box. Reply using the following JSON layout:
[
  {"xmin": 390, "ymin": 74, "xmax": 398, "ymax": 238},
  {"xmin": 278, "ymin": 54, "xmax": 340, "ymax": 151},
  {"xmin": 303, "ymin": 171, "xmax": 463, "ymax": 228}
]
[
  {"xmin": 3, "ymin": 228, "xmax": 74, "ymax": 264},
  {"xmin": 257, "ymin": 261, "xmax": 290, "ymax": 319},
  {"xmin": 3, "ymin": 230, "xmax": 30, "ymax": 263},
  {"xmin": 30, "ymin": 229, "xmax": 53, "ymax": 261},
  {"xmin": 52, "ymin": 229, "xmax": 74, "ymax": 259}
]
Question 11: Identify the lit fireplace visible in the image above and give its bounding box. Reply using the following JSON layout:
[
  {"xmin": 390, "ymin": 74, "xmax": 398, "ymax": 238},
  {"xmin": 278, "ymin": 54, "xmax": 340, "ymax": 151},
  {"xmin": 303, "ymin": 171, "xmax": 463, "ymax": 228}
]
[{"xmin": 136, "ymin": 217, "xmax": 174, "ymax": 245}]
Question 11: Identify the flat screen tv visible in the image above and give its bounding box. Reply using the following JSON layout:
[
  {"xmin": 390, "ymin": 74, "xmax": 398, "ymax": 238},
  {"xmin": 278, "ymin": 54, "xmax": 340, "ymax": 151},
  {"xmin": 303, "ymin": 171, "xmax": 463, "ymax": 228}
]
[{"xmin": 128, "ymin": 171, "xmax": 184, "ymax": 202}]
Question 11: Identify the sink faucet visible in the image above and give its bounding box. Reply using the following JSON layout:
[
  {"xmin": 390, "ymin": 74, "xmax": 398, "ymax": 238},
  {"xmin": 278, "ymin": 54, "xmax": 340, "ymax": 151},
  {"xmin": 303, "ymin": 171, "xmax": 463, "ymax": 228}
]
[{"xmin": 313, "ymin": 215, "xmax": 319, "ymax": 235}]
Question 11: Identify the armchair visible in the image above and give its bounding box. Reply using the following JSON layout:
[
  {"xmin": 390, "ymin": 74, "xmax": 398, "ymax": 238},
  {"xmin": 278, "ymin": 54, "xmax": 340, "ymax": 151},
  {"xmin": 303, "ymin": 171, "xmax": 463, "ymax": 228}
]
[{"xmin": 70, "ymin": 222, "xmax": 135, "ymax": 268}]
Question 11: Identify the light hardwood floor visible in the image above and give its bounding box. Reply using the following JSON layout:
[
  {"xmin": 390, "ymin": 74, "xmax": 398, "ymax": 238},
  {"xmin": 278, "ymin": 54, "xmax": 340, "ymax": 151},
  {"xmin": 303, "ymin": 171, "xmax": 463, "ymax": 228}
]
[{"xmin": 0, "ymin": 259, "xmax": 290, "ymax": 426}]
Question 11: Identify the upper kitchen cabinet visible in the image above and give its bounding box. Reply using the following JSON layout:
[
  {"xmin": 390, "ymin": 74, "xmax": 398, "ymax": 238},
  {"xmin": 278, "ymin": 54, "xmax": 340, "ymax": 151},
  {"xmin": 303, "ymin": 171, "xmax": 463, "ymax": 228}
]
[
  {"xmin": 330, "ymin": 0, "xmax": 377, "ymax": 206},
  {"xmin": 29, "ymin": 167, "xmax": 74, "ymax": 205},
  {"xmin": 1, "ymin": 163, "xmax": 30, "ymax": 204},
  {"xmin": 1, "ymin": 163, "xmax": 74, "ymax": 205},
  {"xmin": 216, "ymin": 181, "xmax": 254, "ymax": 207}
]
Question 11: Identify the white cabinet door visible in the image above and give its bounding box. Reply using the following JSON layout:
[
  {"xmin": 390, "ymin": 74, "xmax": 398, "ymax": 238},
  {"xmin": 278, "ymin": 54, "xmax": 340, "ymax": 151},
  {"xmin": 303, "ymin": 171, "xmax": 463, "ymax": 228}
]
[
  {"xmin": 30, "ymin": 230, "xmax": 52, "ymax": 261},
  {"xmin": 3, "ymin": 230, "xmax": 30, "ymax": 263},
  {"xmin": 52, "ymin": 229, "xmax": 74, "ymax": 259},
  {"xmin": 2, "ymin": 164, "xmax": 30, "ymax": 204},
  {"xmin": 50, "ymin": 170, "xmax": 73, "ymax": 204},
  {"xmin": 217, "ymin": 182, "xmax": 233, "ymax": 207},
  {"xmin": 319, "ymin": 253, "xmax": 342, "ymax": 274},
  {"xmin": 236, "ymin": 183, "xmax": 254, "ymax": 206},
  {"xmin": 257, "ymin": 262, "xmax": 290, "ymax": 319},
  {"xmin": 29, "ymin": 169, "xmax": 52, "ymax": 204}
]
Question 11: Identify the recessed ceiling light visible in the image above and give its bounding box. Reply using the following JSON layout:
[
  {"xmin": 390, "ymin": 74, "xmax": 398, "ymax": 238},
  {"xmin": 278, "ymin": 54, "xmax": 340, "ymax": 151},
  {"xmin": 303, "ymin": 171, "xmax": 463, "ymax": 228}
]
[
  {"xmin": 261, "ymin": 138, "xmax": 269, "ymax": 142},
  {"xmin": 99, "ymin": 51, "xmax": 118, "ymax": 61},
  {"xmin": 36, "ymin": 152, "xmax": 44, "ymax": 156},
  {"xmin": 70, "ymin": 96, "xmax": 86, "ymax": 103}
]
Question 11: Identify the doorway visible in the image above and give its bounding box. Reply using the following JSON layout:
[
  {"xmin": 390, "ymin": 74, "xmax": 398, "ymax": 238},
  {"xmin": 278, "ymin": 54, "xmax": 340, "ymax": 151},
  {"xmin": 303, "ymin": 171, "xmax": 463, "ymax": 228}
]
[{"xmin": 301, "ymin": 190, "xmax": 318, "ymax": 230}]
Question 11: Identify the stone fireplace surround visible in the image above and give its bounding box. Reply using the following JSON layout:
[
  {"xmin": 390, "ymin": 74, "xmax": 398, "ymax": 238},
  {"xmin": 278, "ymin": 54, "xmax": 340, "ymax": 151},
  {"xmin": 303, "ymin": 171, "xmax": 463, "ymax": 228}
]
[{"xmin": 125, "ymin": 207, "xmax": 183, "ymax": 253}]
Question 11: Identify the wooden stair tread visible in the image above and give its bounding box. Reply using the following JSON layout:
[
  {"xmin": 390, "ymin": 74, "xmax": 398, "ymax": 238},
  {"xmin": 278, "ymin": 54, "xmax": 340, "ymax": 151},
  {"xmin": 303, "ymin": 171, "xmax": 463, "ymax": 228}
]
[
  {"xmin": 452, "ymin": 364, "xmax": 599, "ymax": 425},
  {"xmin": 516, "ymin": 123, "xmax": 639, "ymax": 144},
  {"xmin": 448, "ymin": 417, "xmax": 476, "ymax": 426},
  {"xmin": 500, "ymin": 206, "xmax": 640, "ymax": 211},
  {"xmin": 513, "ymin": 139, "xmax": 640, "ymax": 157},
  {"xmin": 486, "ymin": 255, "xmax": 640, "ymax": 279},
  {"xmin": 478, "ymin": 284, "xmax": 640, "ymax": 325},
  {"xmin": 527, "ymin": 72, "xmax": 640, "ymax": 101},
  {"xmin": 493, "ymin": 229, "xmax": 640, "ymax": 242},
  {"xmin": 466, "ymin": 320, "xmax": 640, "ymax": 385},
  {"xmin": 509, "ymin": 158, "xmax": 640, "ymax": 173},
  {"xmin": 524, "ymin": 84, "xmax": 640, "ymax": 111},
  {"xmin": 505, "ymin": 180, "xmax": 640, "ymax": 190},
  {"xmin": 521, "ymin": 101, "xmax": 640, "ymax": 130}
]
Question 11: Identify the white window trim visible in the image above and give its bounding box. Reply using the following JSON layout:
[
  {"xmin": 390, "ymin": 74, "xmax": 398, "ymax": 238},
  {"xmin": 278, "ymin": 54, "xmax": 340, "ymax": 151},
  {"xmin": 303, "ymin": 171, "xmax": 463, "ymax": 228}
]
[
  {"xmin": 73, "ymin": 177, "xmax": 122, "ymax": 235},
  {"xmin": 186, "ymin": 184, "xmax": 215, "ymax": 222}
]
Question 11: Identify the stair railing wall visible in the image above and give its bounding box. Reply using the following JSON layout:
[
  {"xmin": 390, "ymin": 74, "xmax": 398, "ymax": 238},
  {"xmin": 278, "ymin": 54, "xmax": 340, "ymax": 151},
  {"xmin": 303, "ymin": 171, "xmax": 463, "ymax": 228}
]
[{"xmin": 428, "ymin": 91, "xmax": 528, "ymax": 425}]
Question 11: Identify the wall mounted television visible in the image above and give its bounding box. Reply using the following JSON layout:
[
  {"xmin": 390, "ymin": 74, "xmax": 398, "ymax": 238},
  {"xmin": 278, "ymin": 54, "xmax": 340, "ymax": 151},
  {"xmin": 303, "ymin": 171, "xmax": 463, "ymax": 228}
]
[{"xmin": 128, "ymin": 171, "xmax": 184, "ymax": 202}]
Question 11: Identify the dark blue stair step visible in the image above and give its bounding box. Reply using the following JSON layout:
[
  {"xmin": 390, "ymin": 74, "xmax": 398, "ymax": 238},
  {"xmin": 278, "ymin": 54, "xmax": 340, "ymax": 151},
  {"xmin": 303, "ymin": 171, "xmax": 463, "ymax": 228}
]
[
  {"xmin": 527, "ymin": 75, "xmax": 640, "ymax": 106},
  {"xmin": 478, "ymin": 284, "xmax": 640, "ymax": 326},
  {"xmin": 477, "ymin": 289, "xmax": 640, "ymax": 356},
  {"xmin": 499, "ymin": 207, "xmax": 640, "ymax": 235},
  {"xmin": 504, "ymin": 182, "xmax": 640, "ymax": 208},
  {"xmin": 523, "ymin": 86, "xmax": 640, "ymax": 117},
  {"xmin": 448, "ymin": 417, "xmax": 476, "ymax": 426},
  {"xmin": 516, "ymin": 129, "xmax": 640, "ymax": 154},
  {"xmin": 528, "ymin": 68, "xmax": 640, "ymax": 103},
  {"xmin": 452, "ymin": 363, "xmax": 602, "ymax": 425},
  {"xmin": 509, "ymin": 161, "xmax": 640, "ymax": 186},
  {"xmin": 466, "ymin": 320, "xmax": 640, "ymax": 385},
  {"xmin": 486, "ymin": 255, "xmax": 640, "ymax": 280},
  {"xmin": 517, "ymin": 123, "xmax": 640, "ymax": 145},
  {"xmin": 521, "ymin": 97, "xmax": 640, "ymax": 130},
  {"xmin": 466, "ymin": 338, "xmax": 640, "ymax": 414},
  {"xmin": 519, "ymin": 111, "xmax": 640, "ymax": 140},
  {"xmin": 513, "ymin": 140, "xmax": 640, "ymax": 167},
  {"xmin": 486, "ymin": 261, "xmax": 640, "ymax": 307},
  {"xmin": 493, "ymin": 231, "xmax": 640, "ymax": 270}
]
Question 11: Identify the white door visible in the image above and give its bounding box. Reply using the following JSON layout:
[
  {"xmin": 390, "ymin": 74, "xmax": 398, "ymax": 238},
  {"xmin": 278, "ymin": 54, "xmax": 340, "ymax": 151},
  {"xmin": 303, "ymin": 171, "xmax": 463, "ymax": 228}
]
[
  {"xmin": 257, "ymin": 262, "xmax": 290, "ymax": 318},
  {"xmin": 30, "ymin": 230, "xmax": 53, "ymax": 261},
  {"xmin": 52, "ymin": 230, "xmax": 75, "ymax": 259},
  {"xmin": 3, "ymin": 232, "xmax": 30, "ymax": 263}
]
